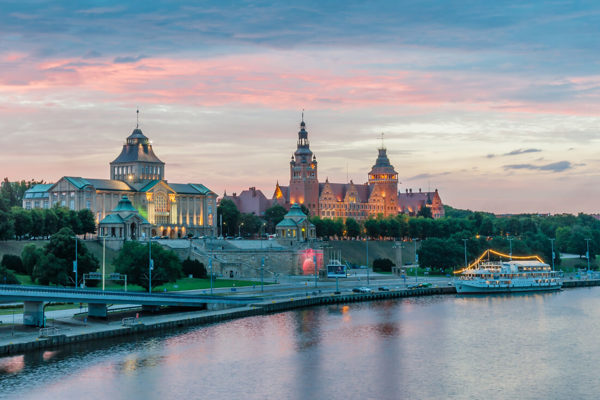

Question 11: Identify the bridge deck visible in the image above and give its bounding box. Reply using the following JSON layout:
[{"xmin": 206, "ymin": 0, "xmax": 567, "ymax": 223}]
[{"xmin": 0, "ymin": 285, "xmax": 260, "ymax": 306}]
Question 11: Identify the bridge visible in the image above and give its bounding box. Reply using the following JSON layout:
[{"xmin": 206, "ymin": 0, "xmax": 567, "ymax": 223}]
[{"xmin": 0, "ymin": 285, "xmax": 260, "ymax": 327}]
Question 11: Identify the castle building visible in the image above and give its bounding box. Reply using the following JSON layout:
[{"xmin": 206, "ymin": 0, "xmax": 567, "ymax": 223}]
[
  {"xmin": 24, "ymin": 120, "xmax": 217, "ymax": 238},
  {"xmin": 272, "ymin": 118, "xmax": 444, "ymax": 220}
]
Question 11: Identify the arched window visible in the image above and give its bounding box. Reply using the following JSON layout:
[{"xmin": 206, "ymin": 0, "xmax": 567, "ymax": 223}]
[{"xmin": 155, "ymin": 192, "xmax": 168, "ymax": 212}]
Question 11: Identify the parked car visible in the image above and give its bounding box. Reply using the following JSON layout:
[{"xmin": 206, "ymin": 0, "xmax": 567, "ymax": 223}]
[
  {"xmin": 378, "ymin": 286, "xmax": 390, "ymax": 292},
  {"xmin": 352, "ymin": 287, "xmax": 372, "ymax": 293},
  {"xmin": 408, "ymin": 282, "xmax": 432, "ymax": 289}
]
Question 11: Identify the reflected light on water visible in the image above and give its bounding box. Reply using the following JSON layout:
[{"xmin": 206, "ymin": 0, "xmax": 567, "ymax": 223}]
[{"xmin": 2, "ymin": 289, "xmax": 600, "ymax": 400}]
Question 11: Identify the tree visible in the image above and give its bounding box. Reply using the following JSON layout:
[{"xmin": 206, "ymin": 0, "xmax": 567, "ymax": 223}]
[
  {"xmin": 373, "ymin": 258, "xmax": 395, "ymax": 272},
  {"xmin": 1, "ymin": 254, "xmax": 25, "ymax": 274},
  {"xmin": 68, "ymin": 210, "xmax": 82, "ymax": 235},
  {"xmin": 114, "ymin": 241, "xmax": 182, "ymax": 290},
  {"xmin": 30, "ymin": 209, "xmax": 45, "ymax": 238},
  {"xmin": 42, "ymin": 209, "xmax": 58, "ymax": 238},
  {"xmin": 364, "ymin": 218, "xmax": 379, "ymax": 238},
  {"xmin": 22, "ymin": 244, "xmax": 43, "ymax": 278},
  {"xmin": 345, "ymin": 218, "xmax": 361, "ymax": 237},
  {"xmin": 418, "ymin": 238, "xmax": 463, "ymax": 270},
  {"xmin": 264, "ymin": 205, "xmax": 287, "ymax": 233},
  {"xmin": 300, "ymin": 204, "xmax": 310, "ymax": 217},
  {"xmin": 555, "ymin": 226, "xmax": 571, "ymax": 252},
  {"xmin": 0, "ymin": 178, "xmax": 44, "ymax": 208},
  {"xmin": 182, "ymin": 258, "xmax": 207, "ymax": 278},
  {"xmin": 417, "ymin": 206, "xmax": 432, "ymax": 218},
  {"xmin": 78, "ymin": 208, "xmax": 97, "ymax": 239},
  {"xmin": 239, "ymin": 213, "xmax": 262, "ymax": 237},
  {"xmin": 11, "ymin": 206, "xmax": 32, "ymax": 239},
  {"xmin": 0, "ymin": 209, "xmax": 14, "ymax": 240},
  {"xmin": 0, "ymin": 266, "xmax": 19, "ymax": 284},
  {"xmin": 217, "ymin": 199, "xmax": 240, "ymax": 236},
  {"xmin": 32, "ymin": 227, "xmax": 99, "ymax": 286}
]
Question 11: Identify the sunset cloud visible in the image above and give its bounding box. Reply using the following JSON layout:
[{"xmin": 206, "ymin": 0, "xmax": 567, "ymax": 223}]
[{"xmin": 0, "ymin": 1, "xmax": 599, "ymax": 213}]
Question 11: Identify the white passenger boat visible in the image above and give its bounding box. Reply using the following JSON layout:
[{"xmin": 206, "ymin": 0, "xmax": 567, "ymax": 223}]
[{"xmin": 454, "ymin": 249, "xmax": 562, "ymax": 294}]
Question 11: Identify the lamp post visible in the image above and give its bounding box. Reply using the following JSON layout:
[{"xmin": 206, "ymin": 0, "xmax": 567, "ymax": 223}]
[
  {"xmin": 366, "ymin": 235, "xmax": 370, "ymax": 284},
  {"xmin": 209, "ymin": 258, "xmax": 213, "ymax": 294},
  {"xmin": 508, "ymin": 236, "xmax": 513, "ymax": 260},
  {"xmin": 261, "ymin": 257, "xmax": 265, "ymax": 292},
  {"xmin": 148, "ymin": 235, "xmax": 153, "ymax": 293},
  {"xmin": 585, "ymin": 238, "xmax": 591, "ymax": 273},
  {"xmin": 462, "ymin": 238, "xmax": 468, "ymax": 278},
  {"xmin": 314, "ymin": 255, "xmax": 318, "ymax": 288},
  {"xmin": 239, "ymin": 222, "xmax": 244, "ymax": 238},
  {"xmin": 413, "ymin": 238, "xmax": 418, "ymax": 282},
  {"xmin": 102, "ymin": 235, "xmax": 106, "ymax": 291},
  {"xmin": 549, "ymin": 238, "xmax": 555, "ymax": 271},
  {"xmin": 73, "ymin": 236, "xmax": 78, "ymax": 288}
]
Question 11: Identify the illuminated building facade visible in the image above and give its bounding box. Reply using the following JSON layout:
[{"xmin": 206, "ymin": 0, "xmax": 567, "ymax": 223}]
[
  {"xmin": 24, "ymin": 123, "xmax": 217, "ymax": 238},
  {"xmin": 273, "ymin": 118, "xmax": 444, "ymax": 220}
]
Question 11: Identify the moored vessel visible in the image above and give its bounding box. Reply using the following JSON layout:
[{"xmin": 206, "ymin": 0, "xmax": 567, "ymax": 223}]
[{"xmin": 454, "ymin": 249, "xmax": 562, "ymax": 294}]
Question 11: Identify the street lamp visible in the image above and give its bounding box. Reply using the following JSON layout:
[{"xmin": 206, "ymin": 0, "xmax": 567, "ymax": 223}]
[
  {"xmin": 313, "ymin": 254, "xmax": 318, "ymax": 288},
  {"xmin": 73, "ymin": 236, "xmax": 78, "ymax": 288},
  {"xmin": 209, "ymin": 258, "xmax": 213, "ymax": 294},
  {"xmin": 508, "ymin": 236, "xmax": 513, "ymax": 260},
  {"xmin": 102, "ymin": 235, "xmax": 106, "ymax": 290},
  {"xmin": 585, "ymin": 238, "xmax": 591, "ymax": 273},
  {"xmin": 239, "ymin": 222, "xmax": 244, "ymax": 238},
  {"xmin": 462, "ymin": 238, "xmax": 468, "ymax": 276},
  {"xmin": 549, "ymin": 238, "xmax": 555, "ymax": 271},
  {"xmin": 413, "ymin": 238, "xmax": 418, "ymax": 282},
  {"xmin": 366, "ymin": 234, "xmax": 370, "ymax": 284},
  {"xmin": 148, "ymin": 234, "xmax": 153, "ymax": 293}
]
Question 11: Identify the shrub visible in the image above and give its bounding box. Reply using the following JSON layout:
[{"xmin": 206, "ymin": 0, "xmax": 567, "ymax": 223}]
[
  {"xmin": 182, "ymin": 258, "xmax": 207, "ymax": 278},
  {"xmin": 373, "ymin": 258, "xmax": 395, "ymax": 273},
  {"xmin": 1, "ymin": 254, "xmax": 25, "ymax": 274},
  {"xmin": 0, "ymin": 267, "xmax": 19, "ymax": 284}
]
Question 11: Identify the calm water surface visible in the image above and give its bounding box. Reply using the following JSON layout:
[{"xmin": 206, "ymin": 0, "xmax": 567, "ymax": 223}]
[{"xmin": 1, "ymin": 287, "xmax": 600, "ymax": 400}]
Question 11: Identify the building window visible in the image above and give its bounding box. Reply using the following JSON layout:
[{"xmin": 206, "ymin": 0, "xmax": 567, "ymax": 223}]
[
  {"xmin": 70, "ymin": 200, "xmax": 75, "ymax": 210},
  {"xmin": 86, "ymin": 200, "xmax": 91, "ymax": 209},
  {"xmin": 25, "ymin": 201, "xmax": 31, "ymax": 210},
  {"xmin": 155, "ymin": 192, "xmax": 168, "ymax": 212},
  {"xmin": 43, "ymin": 200, "xmax": 49, "ymax": 209}
]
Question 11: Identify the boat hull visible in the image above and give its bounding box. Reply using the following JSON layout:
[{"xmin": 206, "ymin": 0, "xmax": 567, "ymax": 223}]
[{"xmin": 455, "ymin": 281, "xmax": 562, "ymax": 294}]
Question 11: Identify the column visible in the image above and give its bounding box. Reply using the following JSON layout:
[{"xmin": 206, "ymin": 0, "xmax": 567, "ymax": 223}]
[
  {"xmin": 88, "ymin": 303, "xmax": 107, "ymax": 318},
  {"xmin": 23, "ymin": 301, "xmax": 45, "ymax": 327}
]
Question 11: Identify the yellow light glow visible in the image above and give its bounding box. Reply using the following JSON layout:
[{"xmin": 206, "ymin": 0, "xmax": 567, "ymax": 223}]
[{"xmin": 454, "ymin": 249, "xmax": 545, "ymax": 274}]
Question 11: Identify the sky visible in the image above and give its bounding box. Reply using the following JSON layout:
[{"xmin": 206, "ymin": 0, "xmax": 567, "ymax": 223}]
[{"xmin": 1, "ymin": 0, "xmax": 599, "ymax": 214}]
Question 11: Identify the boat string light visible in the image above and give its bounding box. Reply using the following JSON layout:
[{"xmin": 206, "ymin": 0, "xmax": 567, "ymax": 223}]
[{"xmin": 454, "ymin": 249, "xmax": 545, "ymax": 274}]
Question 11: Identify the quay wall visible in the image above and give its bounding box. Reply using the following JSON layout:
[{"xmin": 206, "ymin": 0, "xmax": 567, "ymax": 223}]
[{"xmin": 1, "ymin": 281, "xmax": 598, "ymax": 356}]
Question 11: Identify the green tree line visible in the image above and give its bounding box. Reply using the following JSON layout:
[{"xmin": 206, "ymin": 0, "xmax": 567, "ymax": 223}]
[{"xmin": 0, "ymin": 204, "xmax": 96, "ymax": 240}]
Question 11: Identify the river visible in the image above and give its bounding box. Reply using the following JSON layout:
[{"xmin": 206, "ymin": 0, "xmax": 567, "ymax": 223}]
[{"xmin": 1, "ymin": 287, "xmax": 600, "ymax": 399}]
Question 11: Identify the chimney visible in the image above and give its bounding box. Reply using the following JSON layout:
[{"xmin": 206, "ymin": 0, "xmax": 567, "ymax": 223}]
[
  {"xmin": 419, "ymin": 188, "xmax": 421, "ymax": 193},
  {"xmin": 409, "ymin": 188, "xmax": 412, "ymax": 194}
]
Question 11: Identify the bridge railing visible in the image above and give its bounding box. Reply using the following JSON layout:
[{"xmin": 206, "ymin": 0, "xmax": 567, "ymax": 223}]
[{"xmin": 0, "ymin": 284, "xmax": 260, "ymax": 303}]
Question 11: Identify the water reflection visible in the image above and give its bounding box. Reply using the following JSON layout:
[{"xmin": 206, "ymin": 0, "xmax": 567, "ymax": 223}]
[{"xmin": 1, "ymin": 289, "xmax": 600, "ymax": 400}]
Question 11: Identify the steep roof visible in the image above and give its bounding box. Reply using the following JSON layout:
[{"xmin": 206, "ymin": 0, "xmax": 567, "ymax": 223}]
[
  {"xmin": 111, "ymin": 128, "xmax": 163, "ymax": 164},
  {"xmin": 111, "ymin": 143, "xmax": 164, "ymax": 164},
  {"xmin": 398, "ymin": 190, "xmax": 439, "ymax": 213},
  {"xmin": 319, "ymin": 182, "xmax": 371, "ymax": 203}
]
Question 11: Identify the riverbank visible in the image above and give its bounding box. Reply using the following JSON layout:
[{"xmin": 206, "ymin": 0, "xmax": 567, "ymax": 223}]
[{"xmin": 1, "ymin": 280, "xmax": 599, "ymax": 357}]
